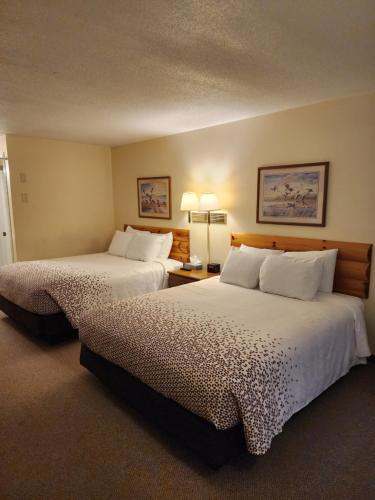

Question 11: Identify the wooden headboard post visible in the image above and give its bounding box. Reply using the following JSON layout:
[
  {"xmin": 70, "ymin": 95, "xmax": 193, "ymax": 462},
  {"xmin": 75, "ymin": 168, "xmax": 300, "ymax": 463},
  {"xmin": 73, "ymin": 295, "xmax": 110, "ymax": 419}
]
[
  {"xmin": 231, "ymin": 233, "xmax": 372, "ymax": 299},
  {"xmin": 124, "ymin": 224, "xmax": 190, "ymax": 263}
]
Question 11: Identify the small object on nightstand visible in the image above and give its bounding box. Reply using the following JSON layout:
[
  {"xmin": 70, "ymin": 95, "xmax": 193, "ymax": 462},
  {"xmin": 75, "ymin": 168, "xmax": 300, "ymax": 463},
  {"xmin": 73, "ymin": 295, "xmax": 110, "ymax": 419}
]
[
  {"xmin": 207, "ymin": 263, "xmax": 220, "ymax": 273},
  {"xmin": 182, "ymin": 255, "xmax": 203, "ymax": 271},
  {"xmin": 182, "ymin": 262, "xmax": 203, "ymax": 271}
]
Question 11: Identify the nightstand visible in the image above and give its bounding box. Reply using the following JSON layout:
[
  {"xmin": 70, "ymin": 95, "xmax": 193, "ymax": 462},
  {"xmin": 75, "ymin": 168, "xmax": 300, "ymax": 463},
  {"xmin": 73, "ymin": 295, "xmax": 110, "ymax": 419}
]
[{"xmin": 168, "ymin": 268, "xmax": 220, "ymax": 288}]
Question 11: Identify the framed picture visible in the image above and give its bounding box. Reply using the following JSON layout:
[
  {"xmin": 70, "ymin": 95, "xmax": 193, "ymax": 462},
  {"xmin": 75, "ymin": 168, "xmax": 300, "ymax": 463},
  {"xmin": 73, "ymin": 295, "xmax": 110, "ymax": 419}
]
[
  {"xmin": 257, "ymin": 162, "xmax": 329, "ymax": 226},
  {"xmin": 137, "ymin": 176, "xmax": 171, "ymax": 220}
]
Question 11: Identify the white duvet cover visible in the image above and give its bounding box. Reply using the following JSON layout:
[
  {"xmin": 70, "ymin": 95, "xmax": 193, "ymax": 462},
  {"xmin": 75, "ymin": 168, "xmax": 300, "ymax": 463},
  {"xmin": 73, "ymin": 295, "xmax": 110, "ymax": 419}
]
[
  {"xmin": 80, "ymin": 276, "xmax": 370, "ymax": 454},
  {"xmin": 55, "ymin": 253, "xmax": 180, "ymax": 298},
  {"xmin": 181, "ymin": 277, "xmax": 370, "ymax": 410},
  {"xmin": 0, "ymin": 252, "xmax": 181, "ymax": 326}
]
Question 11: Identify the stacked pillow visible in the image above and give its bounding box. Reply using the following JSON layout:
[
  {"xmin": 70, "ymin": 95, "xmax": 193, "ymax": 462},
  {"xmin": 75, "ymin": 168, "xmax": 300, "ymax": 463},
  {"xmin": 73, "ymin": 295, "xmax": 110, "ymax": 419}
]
[
  {"xmin": 108, "ymin": 231, "xmax": 134, "ymax": 257},
  {"xmin": 107, "ymin": 226, "xmax": 174, "ymax": 262},
  {"xmin": 220, "ymin": 245, "xmax": 283, "ymax": 289},
  {"xmin": 220, "ymin": 244, "xmax": 338, "ymax": 301},
  {"xmin": 282, "ymin": 249, "xmax": 338, "ymax": 293},
  {"xmin": 259, "ymin": 254, "xmax": 323, "ymax": 301},
  {"xmin": 126, "ymin": 232, "xmax": 164, "ymax": 261}
]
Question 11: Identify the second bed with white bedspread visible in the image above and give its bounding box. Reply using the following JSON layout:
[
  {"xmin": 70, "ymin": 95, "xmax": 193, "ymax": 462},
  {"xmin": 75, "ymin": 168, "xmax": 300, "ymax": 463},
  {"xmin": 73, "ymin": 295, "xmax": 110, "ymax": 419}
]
[{"xmin": 0, "ymin": 253, "xmax": 181, "ymax": 328}]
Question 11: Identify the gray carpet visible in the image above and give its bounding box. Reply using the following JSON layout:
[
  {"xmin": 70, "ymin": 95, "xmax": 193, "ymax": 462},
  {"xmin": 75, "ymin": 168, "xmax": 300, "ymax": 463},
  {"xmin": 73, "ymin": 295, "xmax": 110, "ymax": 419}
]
[{"xmin": 0, "ymin": 312, "xmax": 374, "ymax": 500}]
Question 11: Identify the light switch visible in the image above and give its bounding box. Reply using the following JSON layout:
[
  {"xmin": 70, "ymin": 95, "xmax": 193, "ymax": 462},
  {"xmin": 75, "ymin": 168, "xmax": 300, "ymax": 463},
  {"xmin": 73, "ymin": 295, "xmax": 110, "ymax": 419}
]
[
  {"xmin": 21, "ymin": 192, "xmax": 28, "ymax": 203},
  {"xmin": 20, "ymin": 173, "xmax": 27, "ymax": 183}
]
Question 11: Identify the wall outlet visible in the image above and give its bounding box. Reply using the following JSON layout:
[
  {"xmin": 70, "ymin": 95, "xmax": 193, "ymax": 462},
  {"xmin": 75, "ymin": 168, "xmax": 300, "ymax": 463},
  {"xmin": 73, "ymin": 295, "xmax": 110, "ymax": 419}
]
[
  {"xmin": 21, "ymin": 192, "xmax": 28, "ymax": 203},
  {"xmin": 19, "ymin": 172, "xmax": 27, "ymax": 183}
]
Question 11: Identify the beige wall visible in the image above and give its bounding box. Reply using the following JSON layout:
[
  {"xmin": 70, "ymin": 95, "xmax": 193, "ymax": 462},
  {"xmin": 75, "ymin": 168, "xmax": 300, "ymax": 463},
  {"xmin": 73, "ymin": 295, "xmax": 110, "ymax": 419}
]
[
  {"xmin": 112, "ymin": 93, "xmax": 375, "ymax": 351},
  {"xmin": 0, "ymin": 135, "xmax": 7, "ymax": 157},
  {"xmin": 6, "ymin": 135, "xmax": 114, "ymax": 260}
]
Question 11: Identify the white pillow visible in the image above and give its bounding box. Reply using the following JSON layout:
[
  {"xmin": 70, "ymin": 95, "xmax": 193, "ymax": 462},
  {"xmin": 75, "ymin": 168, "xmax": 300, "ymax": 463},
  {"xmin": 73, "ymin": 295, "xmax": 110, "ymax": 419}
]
[
  {"xmin": 152, "ymin": 232, "xmax": 173, "ymax": 259},
  {"xmin": 283, "ymin": 249, "xmax": 338, "ymax": 293},
  {"xmin": 259, "ymin": 254, "xmax": 323, "ymax": 301},
  {"xmin": 108, "ymin": 231, "xmax": 134, "ymax": 257},
  {"xmin": 126, "ymin": 226, "xmax": 172, "ymax": 259},
  {"xmin": 126, "ymin": 232, "xmax": 163, "ymax": 262},
  {"xmin": 126, "ymin": 226, "xmax": 151, "ymax": 235},
  {"xmin": 220, "ymin": 247, "xmax": 267, "ymax": 289},
  {"xmin": 240, "ymin": 244, "xmax": 284, "ymax": 256}
]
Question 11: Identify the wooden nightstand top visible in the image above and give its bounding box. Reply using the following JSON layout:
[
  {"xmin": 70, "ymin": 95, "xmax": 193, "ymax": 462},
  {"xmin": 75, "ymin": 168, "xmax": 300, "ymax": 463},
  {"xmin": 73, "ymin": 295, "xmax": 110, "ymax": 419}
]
[{"xmin": 168, "ymin": 268, "xmax": 219, "ymax": 281}]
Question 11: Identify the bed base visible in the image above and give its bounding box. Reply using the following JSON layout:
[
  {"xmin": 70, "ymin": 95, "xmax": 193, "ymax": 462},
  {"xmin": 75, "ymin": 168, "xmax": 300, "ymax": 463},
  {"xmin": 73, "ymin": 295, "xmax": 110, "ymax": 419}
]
[
  {"xmin": 0, "ymin": 294, "xmax": 77, "ymax": 343},
  {"xmin": 80, "ymin": 344, "xmax": 246, "ymax": 468}
]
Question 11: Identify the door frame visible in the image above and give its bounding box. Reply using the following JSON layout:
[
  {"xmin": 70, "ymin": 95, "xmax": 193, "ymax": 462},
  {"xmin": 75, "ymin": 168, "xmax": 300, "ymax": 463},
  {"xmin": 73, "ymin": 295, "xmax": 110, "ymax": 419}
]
[{"xmin": 0, "ymin": 158, "xmax": 16, "ymax": 263}]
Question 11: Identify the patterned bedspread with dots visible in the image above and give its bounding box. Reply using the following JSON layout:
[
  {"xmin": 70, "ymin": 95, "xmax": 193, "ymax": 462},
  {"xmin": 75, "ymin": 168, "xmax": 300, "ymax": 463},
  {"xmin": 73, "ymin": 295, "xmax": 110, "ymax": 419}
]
[
  {"xmin": 0, "ymin": 253, "xmax": 170, "ymax": 329},
  {"xmin": 0, "ymin": 260, "xmax": 111, "ymax": 327},
  {"xmin": 79, "ymin": 276, "xmax": 368, "ymax": 455},
  {"xmin": 80, "ymin": 290, "xmax": 300, "ymax": 455}
]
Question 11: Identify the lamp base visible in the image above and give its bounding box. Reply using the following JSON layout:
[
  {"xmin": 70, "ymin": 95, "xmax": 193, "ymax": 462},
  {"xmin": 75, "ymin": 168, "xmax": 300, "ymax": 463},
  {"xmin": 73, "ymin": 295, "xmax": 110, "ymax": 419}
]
[{"xmin": 207, "ymin": 263, "xmax": 220, "ymax": 273}]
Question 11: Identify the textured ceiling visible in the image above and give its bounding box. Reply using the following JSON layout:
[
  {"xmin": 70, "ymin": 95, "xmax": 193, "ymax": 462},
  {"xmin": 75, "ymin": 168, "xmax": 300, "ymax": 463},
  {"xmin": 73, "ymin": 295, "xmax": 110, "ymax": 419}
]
[{"xmin": 1, "ymin": 0, "xmax": 375, "ymax": 146}]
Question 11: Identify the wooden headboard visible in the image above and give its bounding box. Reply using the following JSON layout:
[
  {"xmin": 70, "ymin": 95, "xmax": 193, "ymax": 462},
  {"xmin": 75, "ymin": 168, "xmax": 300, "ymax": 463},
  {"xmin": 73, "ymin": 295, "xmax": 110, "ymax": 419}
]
[
  {"xmin": 124, "ymin": 224, "xmax": 190, "ymax": 263},
  {"xmin": 231, "ymin": 233, "xmax": 372, "ymax": 299}
]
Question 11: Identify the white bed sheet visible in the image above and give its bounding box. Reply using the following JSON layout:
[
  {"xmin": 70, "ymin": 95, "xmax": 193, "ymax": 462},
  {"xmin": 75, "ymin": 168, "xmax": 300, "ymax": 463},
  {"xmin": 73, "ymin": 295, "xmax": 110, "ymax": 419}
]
[
  {"xmin": 55, "ymin": 252, "xmax": 181, "ymax": 299},
  {"xmin": 0, "ymin": 252, "xmax": 182, "ymax": 321},
  {"xmin": 79, "ymin": 275, "xmax": 371, "ymax": 453},
  {"xmin": 163, "ymin": 277, "xmax": 370, "ymax": 416}
]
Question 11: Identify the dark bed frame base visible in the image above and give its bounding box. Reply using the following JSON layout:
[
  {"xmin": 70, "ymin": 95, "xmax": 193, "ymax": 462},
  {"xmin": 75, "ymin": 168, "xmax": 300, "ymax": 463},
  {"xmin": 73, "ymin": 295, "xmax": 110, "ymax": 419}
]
[
  {"xmin": 80, "ymin": 344, "xmax": 246, "ymax": 468},
  {"xmin": 0, "ymin": 294, "xmax": 77, "ymax": 343}
]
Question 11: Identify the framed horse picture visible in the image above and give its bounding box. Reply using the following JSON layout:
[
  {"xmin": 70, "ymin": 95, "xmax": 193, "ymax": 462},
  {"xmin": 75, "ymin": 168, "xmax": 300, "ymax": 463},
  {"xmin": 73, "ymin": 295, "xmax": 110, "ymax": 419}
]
[
  {"xmin": 137, "ymin": 176, "xmax": 171, "ymax": 220},
  {"xmin": 257, "ymin": 162, "xmax": 329, "ymax": 226}
]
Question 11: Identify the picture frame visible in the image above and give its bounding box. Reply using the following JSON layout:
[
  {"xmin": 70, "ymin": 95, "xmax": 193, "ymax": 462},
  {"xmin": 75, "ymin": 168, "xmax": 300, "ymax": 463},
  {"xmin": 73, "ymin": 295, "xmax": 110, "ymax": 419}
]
[
  {"xmin": 257, "ymin": 162, "xmax": 329, "ymax": 227},
  {"xmin": 137, "ymin": 176, "xmax": 171, "ymax": 220}
]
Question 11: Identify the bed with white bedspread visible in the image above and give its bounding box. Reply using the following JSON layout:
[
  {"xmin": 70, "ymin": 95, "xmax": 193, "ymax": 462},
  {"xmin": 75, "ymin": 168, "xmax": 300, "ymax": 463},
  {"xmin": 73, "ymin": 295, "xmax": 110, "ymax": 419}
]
[
  {"xmin": 80, "ymin": 277, "xmax": 370, "ymax": 456},
  {"xmin": 0, "ymin": 225, "xmax": 189, "ymax": 340},
  {"xmin": 79, "ymin": 232, "xmax": 372, "ymax": 466},
  {"xmin": 0, "ymin": 253, "xmax": 181, "ymax": 328}
]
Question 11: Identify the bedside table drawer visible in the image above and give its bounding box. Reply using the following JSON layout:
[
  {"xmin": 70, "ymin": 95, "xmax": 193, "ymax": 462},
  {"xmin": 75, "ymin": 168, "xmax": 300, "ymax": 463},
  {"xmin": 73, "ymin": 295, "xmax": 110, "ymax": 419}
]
[{"xmin": 168, "ymin": 274, "xmax": 194, "ymax": 288}]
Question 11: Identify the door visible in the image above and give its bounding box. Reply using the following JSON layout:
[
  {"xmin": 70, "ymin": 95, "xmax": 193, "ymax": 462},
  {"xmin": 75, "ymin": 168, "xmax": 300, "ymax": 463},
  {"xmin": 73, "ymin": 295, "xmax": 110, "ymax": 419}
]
[{"xmin": 0, "ymin": 159, "xmax": 13, "ymax": 265}]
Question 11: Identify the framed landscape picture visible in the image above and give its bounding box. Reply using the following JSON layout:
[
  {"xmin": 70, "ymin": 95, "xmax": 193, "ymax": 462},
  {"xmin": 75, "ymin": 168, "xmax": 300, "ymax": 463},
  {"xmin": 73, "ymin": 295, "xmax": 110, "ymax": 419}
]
[
  {"xmin": 257, "ymin": 162, "xmax": 329, "ymax": 226},
  {"xmin": 137, "ymin": 176, "xmax": 171, "ymax": 219}
]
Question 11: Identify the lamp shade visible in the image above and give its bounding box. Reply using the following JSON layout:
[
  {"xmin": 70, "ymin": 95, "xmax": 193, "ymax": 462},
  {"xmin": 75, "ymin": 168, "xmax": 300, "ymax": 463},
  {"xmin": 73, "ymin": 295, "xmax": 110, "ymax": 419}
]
[
  {"xmin": 180, "ymin": 192, "xmax": 199, "ymax": 211},
  {"xmin": 199, "ymin": 192, "xmax": 220, "ymax": 211}
]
